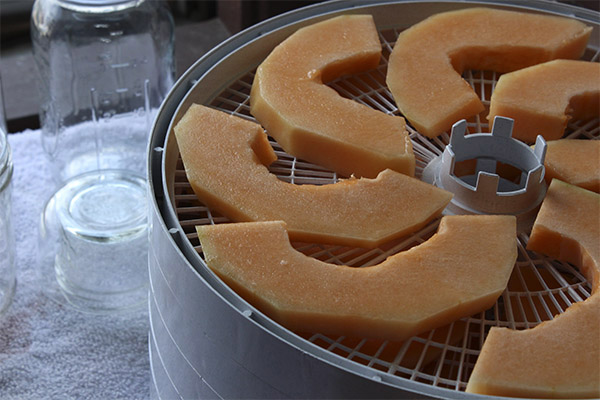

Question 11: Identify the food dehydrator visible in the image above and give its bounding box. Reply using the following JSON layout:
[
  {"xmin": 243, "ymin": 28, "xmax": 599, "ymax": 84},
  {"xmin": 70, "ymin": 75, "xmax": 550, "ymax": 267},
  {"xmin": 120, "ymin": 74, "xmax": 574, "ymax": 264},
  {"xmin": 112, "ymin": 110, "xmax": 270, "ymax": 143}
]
[{"xmin": 147, "ymin": 1, "xmax": 599, "ymax": 398}]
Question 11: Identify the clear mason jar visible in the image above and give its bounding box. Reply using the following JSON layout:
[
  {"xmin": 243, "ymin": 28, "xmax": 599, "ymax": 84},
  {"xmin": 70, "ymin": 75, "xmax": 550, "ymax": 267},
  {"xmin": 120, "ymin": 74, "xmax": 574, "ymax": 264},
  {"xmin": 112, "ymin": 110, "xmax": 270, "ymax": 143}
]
[
  {"xmin": 31, "ymin": 0, "xmax": 175, "ymax": 183},
  {"xmin": 0, "ymin": 125, "xmax": 16, "ymax": 317},
  {"xmin": 31, "ymin": 0, "xmax": 175, "ymax": 312}
]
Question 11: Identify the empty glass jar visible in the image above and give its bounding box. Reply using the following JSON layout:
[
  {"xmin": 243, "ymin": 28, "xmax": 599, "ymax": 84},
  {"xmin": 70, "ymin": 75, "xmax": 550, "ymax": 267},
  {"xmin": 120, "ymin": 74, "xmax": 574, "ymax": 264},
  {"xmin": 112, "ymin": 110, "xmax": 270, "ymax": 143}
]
[{"xmin": 32, "ymin": 0, "xmax": 175, "ymax": 312}]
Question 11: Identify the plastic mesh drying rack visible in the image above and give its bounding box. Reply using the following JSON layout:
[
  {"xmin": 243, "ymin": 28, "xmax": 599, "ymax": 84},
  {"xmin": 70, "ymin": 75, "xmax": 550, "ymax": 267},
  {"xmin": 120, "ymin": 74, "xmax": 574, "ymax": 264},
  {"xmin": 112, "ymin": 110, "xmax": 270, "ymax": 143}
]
[{"xmin": 150, "ymin": 1, "xmax": 599, "ymax": 398}]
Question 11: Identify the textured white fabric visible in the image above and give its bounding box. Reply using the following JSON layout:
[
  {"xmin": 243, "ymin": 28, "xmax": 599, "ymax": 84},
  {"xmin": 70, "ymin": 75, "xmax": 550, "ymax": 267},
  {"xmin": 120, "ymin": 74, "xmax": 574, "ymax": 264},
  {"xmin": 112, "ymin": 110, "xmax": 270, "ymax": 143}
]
[{"xmin": 1, "ymin": 130, "xmax": 149, "ymax": 400}]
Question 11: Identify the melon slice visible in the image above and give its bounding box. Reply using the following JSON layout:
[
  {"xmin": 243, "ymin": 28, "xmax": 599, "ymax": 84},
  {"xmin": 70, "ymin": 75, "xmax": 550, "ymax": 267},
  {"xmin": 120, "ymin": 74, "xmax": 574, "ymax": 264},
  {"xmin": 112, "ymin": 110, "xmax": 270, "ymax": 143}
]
[
  {"xmin": 250, "ymin": 14, "xmax": 415, "ymax": 178},
  {"xmin": 488, "ymin": 60, "xmax": 600, "ymax": 143},
  {"xmin": 466, "ymin": 180, "xmax": 600, "ymax": 398},
  {"xmin": 543, "ymin": 139, "xmax": 600, "ymax": 193},
  {"xmin": 466, "ymin": 295, "xmax": 600, "ymax": 399},
  {"xmin": 386, "ymin": 7, "xmax": 592, "ymax": 138},
  {"xmin": 174, "ymin": 105, "xmax": 451, "ymax": 248},
  {"xmin": 527, "ymin": 180, "xmax": 600, "ymax": 291},
  {"xmin": 197, "ymin": 215, "xmax": 517, "ymax": 341}
]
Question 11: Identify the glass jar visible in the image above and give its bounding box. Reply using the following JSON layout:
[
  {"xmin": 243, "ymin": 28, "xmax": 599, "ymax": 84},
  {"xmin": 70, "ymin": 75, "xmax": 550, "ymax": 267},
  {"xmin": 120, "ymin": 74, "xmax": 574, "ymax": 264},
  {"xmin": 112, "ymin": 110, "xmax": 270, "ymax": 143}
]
[
  {"xmin": 31, "ymin": 0, "xmax": 175, "ymax": 313},
  {"xmin": 31, "ymin": 0, "xmax": 175, "ymax": 183},
  {"xmin": 0, "ymin": 125, "xmax": 16, "ymax": 317}
]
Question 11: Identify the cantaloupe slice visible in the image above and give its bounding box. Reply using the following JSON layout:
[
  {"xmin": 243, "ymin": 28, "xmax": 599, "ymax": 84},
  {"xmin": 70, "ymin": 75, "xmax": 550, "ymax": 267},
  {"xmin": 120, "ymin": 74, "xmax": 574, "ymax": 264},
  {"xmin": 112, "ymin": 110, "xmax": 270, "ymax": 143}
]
[
  {"xmin": 542, "ymin": 139, "xmax": 600, "ymax": 193},
  {"xmin": 527, "ymin": 180, "xmax": 600, "ymax": 291},
  {"xmin": 197, "ymin": 215, "xmax": 517, "ymax": 341},
  {"xmin": 386, "ymin": 7, "xmax": 592, "ymax": 138},
  {"xmin": 250, "ymin": 14, "xmax": 415, "ymax": 178},
  {"xmin": 488, "ymin": 60, "xmax": 600, "ymax": 143},
  {"xmin": 466, "ymin": 295, "xmax": 599, "ymax": 398},
  {"xmin": 175, "ymin": 104, "xmax": 451, "ymax": 248},
  {"xmin": 466, "ymin": 180, "xmax": 600, "ymax": 398}
]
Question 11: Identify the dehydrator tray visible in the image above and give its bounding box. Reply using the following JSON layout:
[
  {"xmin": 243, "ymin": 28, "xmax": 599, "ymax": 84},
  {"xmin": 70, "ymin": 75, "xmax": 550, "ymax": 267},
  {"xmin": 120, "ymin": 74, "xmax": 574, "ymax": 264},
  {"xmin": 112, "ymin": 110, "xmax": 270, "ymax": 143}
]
[{"xmin": 148, "ymin": 1, "xmax": 599, "ymax": 398}]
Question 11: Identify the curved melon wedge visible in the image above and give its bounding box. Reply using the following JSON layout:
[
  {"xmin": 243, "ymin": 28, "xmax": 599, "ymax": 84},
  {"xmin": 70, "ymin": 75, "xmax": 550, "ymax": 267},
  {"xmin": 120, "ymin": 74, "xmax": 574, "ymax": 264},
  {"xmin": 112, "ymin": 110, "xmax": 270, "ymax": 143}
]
[
  {"xmin": 527, "ymin": 180, "xmax": 600, "ymax": 292},
  {"xmin": 466, "ymin": 295, "xmax": 600, "ymax": 399},
  {"xmin": 386, "ymin": 7, "xmax": 592, "ymax": 138},
  {"xmin": 174, "ymin": 104, "xmax": 451, "ymax": 248},
  {"xmin": 489, "ymin": 60, "xmax": 600, "ymax": 143},
  {"xmin": 466, "ymin": 180, "xmax": 600, "ymax": 398},
  {"xmin": 250, "ymin": 14, "xmax": 414, "ymax": 178},
  {"xmin": 543, "ymin": 139, "xmax": 600, "ymax": 193},
  {"xmin": 197, "ymin": 215, "xmax": 517, "ymax": 341}
]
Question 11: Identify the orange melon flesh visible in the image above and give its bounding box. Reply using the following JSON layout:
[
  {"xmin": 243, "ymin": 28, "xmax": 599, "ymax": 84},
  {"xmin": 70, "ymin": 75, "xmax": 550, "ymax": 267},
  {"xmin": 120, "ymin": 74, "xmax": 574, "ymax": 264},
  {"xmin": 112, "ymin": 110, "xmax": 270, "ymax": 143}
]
[
  {"xmin": 174, "ymin": 104, "xmax": 452, "ymax": 248},
  {"xmin": 386, "ymin": 7, "xmax": 592, "ymax": 138},
  {"xmin": 488, "ymin": 60, "xmax": 600, "ymax": 143},
  {"xmin": 527, "ymin": 180, "xmax": 600, "ymax": 292},
  {"xmin": 466, "ymin": 180, "xmax": 600, "ymax": 398},
  {"xmin": 543, "ymin": 139, "xmax": 600, "ymax": 193},
  {"xmin": 466, "ymin": 296, "xmax": 600, "ymax": 399},
  {"xmin": 250, "ymin": 14, "xmax": 415, "ymax": 178},
  {"xmin": 197, "ymin": 215, "xmax": 517, "ymax": 341}
]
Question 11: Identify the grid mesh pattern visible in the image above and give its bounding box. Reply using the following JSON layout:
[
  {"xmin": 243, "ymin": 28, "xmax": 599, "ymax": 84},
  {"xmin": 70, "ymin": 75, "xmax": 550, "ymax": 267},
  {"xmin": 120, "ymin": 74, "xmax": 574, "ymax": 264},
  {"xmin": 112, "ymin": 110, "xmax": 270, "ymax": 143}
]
[{"xmin": 171, "ymin": 27, "xmax": 599, "ymax": 393}]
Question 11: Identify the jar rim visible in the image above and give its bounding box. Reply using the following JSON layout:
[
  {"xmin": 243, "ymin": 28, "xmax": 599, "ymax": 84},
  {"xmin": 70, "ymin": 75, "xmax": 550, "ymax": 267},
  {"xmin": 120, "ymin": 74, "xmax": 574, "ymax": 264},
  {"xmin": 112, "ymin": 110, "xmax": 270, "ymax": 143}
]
[
  {"xmin": 60, "ymin": 0, "xmax": 138, "ymax": 5},
  {"xmin": 55, "ymin": 0, "xmax": 144, "ymax": 12}
]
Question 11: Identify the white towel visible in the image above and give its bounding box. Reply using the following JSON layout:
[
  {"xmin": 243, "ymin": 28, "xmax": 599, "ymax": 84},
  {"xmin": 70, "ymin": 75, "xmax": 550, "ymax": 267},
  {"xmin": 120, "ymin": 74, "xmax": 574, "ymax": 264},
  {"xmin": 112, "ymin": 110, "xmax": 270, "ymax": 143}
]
[{"xmin": 1, "ymin": 130, "xmax": 150, "ymax": 400}]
